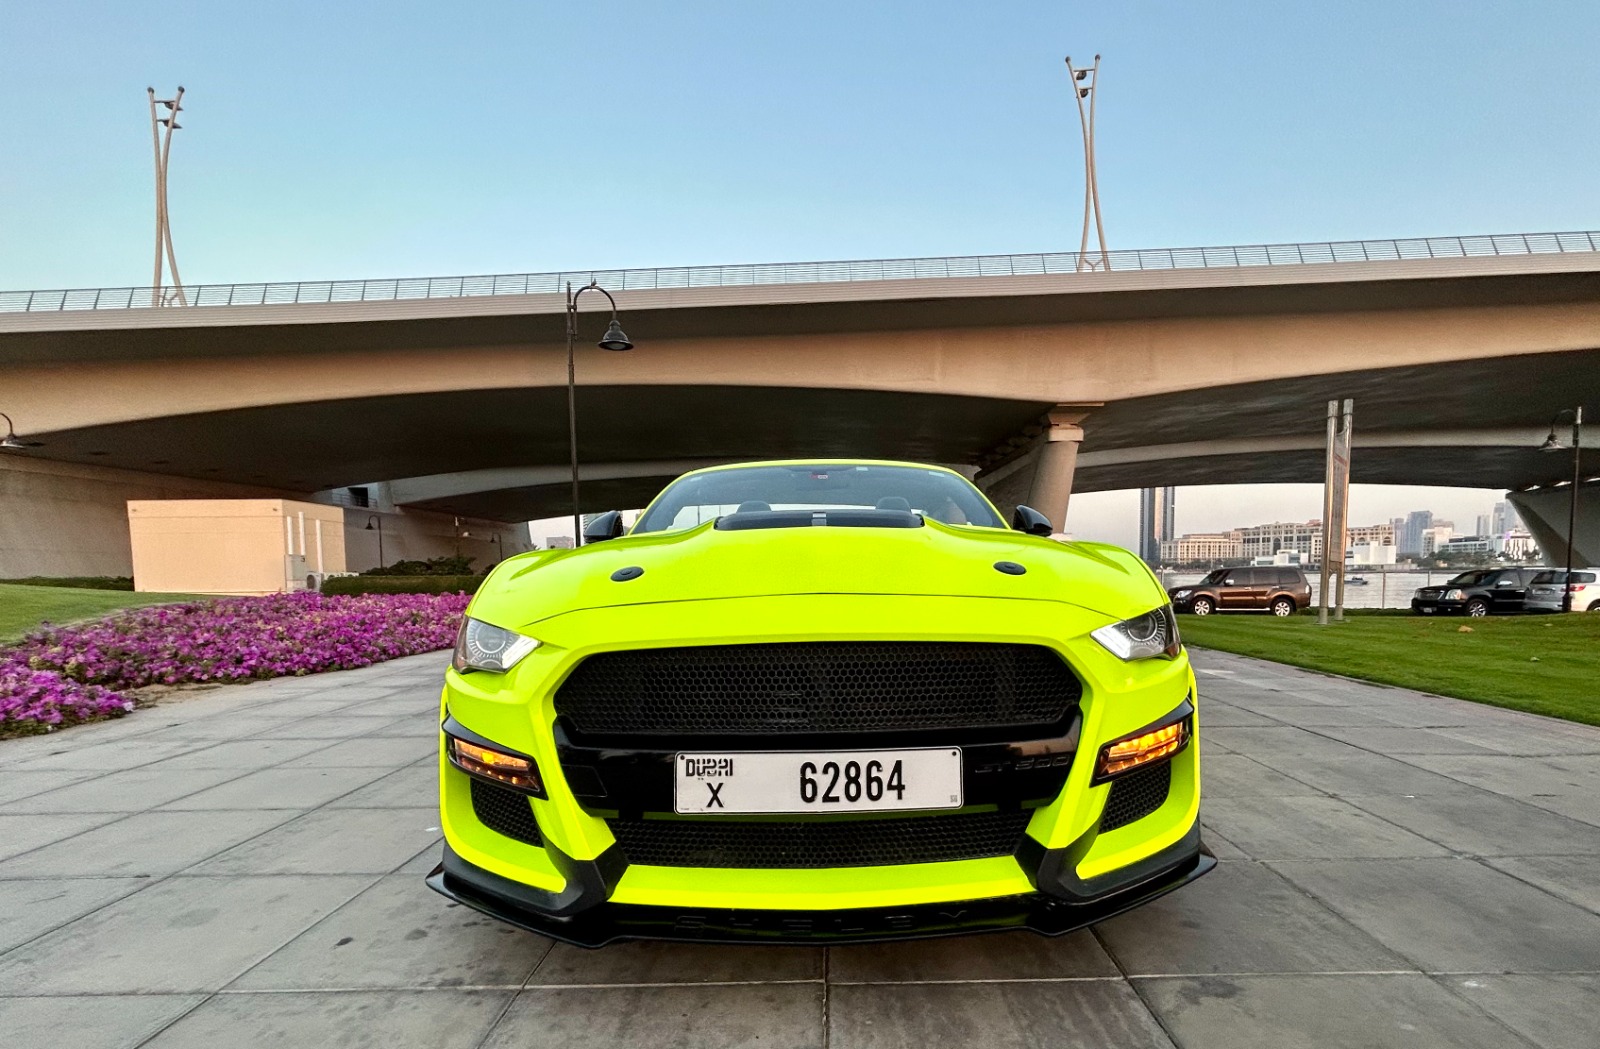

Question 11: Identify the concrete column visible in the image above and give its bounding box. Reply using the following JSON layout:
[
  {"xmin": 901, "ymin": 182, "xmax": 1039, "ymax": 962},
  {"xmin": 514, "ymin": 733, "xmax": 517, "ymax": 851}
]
[{"xmin": 1027, "ymin": 410, "xmax": 1087, "ymax": 532}]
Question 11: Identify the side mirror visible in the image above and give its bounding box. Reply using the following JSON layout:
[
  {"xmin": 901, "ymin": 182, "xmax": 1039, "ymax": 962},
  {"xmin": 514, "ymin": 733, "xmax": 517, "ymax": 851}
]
[
  {"xmin": 582, "ymin": 510, "xmax": 625, "ymax": 545},
  {"xmin": 1011, "ymin": 505, "xmax": 1054, "ymax": 537}
]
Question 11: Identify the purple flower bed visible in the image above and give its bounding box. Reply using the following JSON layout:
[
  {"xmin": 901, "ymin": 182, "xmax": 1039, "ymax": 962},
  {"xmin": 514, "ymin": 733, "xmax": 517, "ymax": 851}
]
[{"xmin": 1, "ymin": 591, "xmax": 469, "ymax": 736}]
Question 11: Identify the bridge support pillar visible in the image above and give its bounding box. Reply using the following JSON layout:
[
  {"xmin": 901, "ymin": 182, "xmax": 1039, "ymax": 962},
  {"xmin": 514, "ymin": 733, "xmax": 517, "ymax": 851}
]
[{"xmin": 975, "ymin": 406, "xmax": 1095, "ymax": 534}]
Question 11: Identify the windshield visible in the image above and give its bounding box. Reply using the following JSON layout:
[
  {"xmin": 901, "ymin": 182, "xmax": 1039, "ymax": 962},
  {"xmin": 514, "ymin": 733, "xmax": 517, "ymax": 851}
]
[
  {"xmin": 1446, "ymin": 571, "xmax": 1494, "ymax": 586},
  {"xmin": 633, "ymin": 463, "xmax": 1006, "ymax": 534},
  {"xmin": 1200, "ymin": 569, "xmax": 1231, "ymax": 584}
]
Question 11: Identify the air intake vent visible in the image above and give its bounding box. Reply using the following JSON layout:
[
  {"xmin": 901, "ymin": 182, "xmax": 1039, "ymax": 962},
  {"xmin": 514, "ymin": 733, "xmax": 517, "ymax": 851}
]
[
  {"xmin": 1100, "ymin": 760, "xmax": 1171, "ymax": 832},
  {"xmin": 555, "ymin": 641, "xmax": 1081, "ymax": 737}
]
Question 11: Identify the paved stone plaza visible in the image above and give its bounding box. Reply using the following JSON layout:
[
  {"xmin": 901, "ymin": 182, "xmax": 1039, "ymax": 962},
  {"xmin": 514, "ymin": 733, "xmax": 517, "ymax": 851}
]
[{"xmin": 0, "ymin": 648, "xmax": 1597, "ymax": 1048}]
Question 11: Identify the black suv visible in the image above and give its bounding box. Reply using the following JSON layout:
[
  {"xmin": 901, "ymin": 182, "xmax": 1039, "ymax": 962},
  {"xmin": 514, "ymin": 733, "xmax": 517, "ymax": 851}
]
[
  {"xmin": 1169, "ymin": 566, "xmax": 1311, "ymax": 617},
  {"xmin": 1411, "ymin": 568, "xmax": 1539, "ymax": 617}
]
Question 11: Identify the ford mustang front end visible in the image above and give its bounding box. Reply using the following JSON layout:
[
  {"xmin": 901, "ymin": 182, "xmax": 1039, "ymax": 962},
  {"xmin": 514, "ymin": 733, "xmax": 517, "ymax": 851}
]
[{"xmin": 427, "ymin": 460, "xmax": 1213, "ymax": 945}]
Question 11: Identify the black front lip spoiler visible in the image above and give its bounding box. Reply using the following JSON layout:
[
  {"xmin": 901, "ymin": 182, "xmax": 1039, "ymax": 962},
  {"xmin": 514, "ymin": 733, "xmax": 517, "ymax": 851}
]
[{"xmin": 425, "ymin": 830, "xmax": 1215, "ymax": 948}]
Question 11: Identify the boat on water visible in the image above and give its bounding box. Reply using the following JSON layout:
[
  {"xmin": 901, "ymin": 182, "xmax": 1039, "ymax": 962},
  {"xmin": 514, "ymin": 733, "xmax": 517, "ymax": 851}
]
[{"xmin": 1347, "ymin": 575, "xmax": 1369, "ymax": 585}]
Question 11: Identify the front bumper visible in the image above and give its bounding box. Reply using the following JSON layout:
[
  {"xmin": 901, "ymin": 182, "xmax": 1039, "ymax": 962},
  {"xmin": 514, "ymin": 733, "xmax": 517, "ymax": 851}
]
[
  {"xmin": 427, "ymin": 816, "xmax": 1214, "ymax": 946},
  {"xmin": 1411, "ymin": 598, "xmax": 1467, "ymax": 615}
]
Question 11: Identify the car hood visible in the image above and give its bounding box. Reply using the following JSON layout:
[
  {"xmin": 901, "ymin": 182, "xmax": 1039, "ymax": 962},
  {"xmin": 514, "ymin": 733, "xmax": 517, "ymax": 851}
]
[{"xmin": 470, "ymin": 520, "xmax": 1162, "ymax": 630}]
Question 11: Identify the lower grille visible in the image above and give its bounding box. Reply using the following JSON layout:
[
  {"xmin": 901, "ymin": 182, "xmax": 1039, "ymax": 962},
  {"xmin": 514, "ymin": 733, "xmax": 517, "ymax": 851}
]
[
  {"xmin": 470, "ymin": 779, "xmax": 543, "ymax": 846},
  {"xmin": 555, "ymin": 641, "xmax": 1081, "ymax": 737},
  {"xmin": 608, "ymin": 809, "xmax": 1033, "ymax": 869},
  {"xmin": 1100, "ymin": 761, "xmax": 1172, "ymax": 832}
]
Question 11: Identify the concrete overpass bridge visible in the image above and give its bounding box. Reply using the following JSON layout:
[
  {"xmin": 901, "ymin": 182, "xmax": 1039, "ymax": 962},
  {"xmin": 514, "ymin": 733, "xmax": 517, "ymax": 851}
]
[{"xmin": 2, "ymin": 230, "xmax": 1597, "ymax": 576}]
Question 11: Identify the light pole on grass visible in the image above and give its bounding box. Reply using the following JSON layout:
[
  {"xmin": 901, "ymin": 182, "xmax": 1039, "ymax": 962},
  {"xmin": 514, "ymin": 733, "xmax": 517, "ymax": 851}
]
[
  {"xmin": 1538, "ymin": 407, "xmax": 1584, "ymax": 613},
  {"xmin": 564, "ymin": 281, "xmax": 634, "ymax": 544},
  {"xmin": 0, "ymin": 413, "xmax": 44, "ymax": 451}
]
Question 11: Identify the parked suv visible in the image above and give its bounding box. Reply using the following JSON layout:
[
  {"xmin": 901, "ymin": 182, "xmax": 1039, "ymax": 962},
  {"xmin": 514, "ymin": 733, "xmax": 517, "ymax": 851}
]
[
  {"xmin": 1411, "ymin": 567, "xmax": 1540, "ymax": 616},
  {"xmin": 1527, "ymin": 568, "xmax": 1600, "ymax": 613},
  {"xmin": 1169, "ymin": 566, "xmax": 1311, "ymax": 617}
]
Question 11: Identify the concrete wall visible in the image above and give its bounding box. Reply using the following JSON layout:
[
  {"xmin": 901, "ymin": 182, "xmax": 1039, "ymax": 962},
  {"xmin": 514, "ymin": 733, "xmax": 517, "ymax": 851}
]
[
  {"xmin": 0, "ymin": 456, "xmax": 532, "ymax": 580},
  {"xmin": 129, "ymin": 499, "xmax": 347, "ymax": 595},
  {"xmin": 0, "ymin": 456, "xmax": 282, "ymax": 578}
]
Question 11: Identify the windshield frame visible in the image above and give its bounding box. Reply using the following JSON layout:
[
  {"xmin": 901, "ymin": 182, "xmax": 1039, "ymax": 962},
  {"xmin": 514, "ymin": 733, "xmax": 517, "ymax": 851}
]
[{"xmin": 632, "ymin": 462, "xmax": 1007, "ymax": 535}]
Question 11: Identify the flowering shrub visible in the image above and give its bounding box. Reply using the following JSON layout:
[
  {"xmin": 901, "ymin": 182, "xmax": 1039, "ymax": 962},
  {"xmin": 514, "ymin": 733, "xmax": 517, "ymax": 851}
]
[{"xmin": 0, "ymin": 591, "xmax": 469, "ymax": 737}]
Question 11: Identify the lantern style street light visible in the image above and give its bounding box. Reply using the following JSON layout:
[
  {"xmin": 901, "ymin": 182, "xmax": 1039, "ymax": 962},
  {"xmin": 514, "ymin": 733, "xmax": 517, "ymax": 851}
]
[
  {"xmin": 1538, "ymin": 407, "xmax": 1584, "ymax": 612},
  {"xmin": 564, "ymin": 281, "xmax": 634, "ymax": 543}
]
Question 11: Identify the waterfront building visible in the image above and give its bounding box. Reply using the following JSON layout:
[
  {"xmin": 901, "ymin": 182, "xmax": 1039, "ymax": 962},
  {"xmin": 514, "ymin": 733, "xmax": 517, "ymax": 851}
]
[{"xmin": 1159, "ymin": 531, "xmax": 1244, "ymax": 564}]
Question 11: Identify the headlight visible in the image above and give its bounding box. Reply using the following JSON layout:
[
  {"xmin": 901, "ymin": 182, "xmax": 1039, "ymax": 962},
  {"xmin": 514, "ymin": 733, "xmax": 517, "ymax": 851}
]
[
  {"xmin": 452, "ymin": 617, "xmax": 541, "ymax": 674},
  {"xmin": 1173, "ymin": 589, "xmax": 1193, "ymax": 598},
  {"xmin": 1091, "ymin": 605, "xmax": 1182, "ymax": 661},
  {"xmin": 1444, "ymin": 589, "xmax": 1466, "ymax": 601}
]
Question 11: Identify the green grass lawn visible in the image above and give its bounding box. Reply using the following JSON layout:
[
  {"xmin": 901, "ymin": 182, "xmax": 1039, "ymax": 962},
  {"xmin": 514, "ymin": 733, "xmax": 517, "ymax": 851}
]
[
  {"xmin": 0, "ymin": 583, "xmax": 201, "ymax": 644},
  {"xmin": 1181, "ymin": 611, "xmax": 1600, "ymax": 726}
]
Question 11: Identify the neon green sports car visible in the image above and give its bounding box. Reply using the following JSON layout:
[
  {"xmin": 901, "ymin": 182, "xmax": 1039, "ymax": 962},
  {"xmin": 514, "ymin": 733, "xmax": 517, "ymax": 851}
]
[{"xmin": 427, "ymin": 459, "xmax": 1212, "ymax": 945}]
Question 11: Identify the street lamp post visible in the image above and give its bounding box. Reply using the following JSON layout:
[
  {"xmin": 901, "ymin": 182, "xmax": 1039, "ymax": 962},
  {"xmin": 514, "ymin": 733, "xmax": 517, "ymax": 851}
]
[
  {"xmin": 564, "ymin": 281, "xmax": 634, "ymax": 544},
  {"xmin": 1539, "ymin": 407, "xmax": 1584, "ymax": 612},
  {"xmin": 364, "ymin": 514, "xmax": 385, "ymax": 571}
]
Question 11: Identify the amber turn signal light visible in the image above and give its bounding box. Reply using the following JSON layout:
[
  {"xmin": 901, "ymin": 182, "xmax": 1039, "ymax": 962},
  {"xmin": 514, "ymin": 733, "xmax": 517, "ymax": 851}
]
[
  {"xmin": 447, "ymin": 736, "xmax": 545, "ymax": 796},
  {"xmin": 1095, "ymin": 718, "xmax": 1190, "ymax": 781}
]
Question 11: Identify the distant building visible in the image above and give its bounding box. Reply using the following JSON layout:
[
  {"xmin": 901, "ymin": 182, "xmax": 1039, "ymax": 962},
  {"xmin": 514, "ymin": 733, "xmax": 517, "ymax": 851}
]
[
  {"xmin": 1159, "ymin": 531, "xmax": 1243, "ymax": 564},
  {"xmin": 1347, "ymin": 522, "xmax": 1395, "ymax": 548},
  {"xmin": 544, "ymin": 536, "xmax": 575, "ymax": 549},
  {"xmin": 1400, "ymin": 510, "xmax": 1434, "ymax": 557},
  {"xmin": 1238, "ymin": 520, "xmax": 1324, "ymax": 563},
  {"xmin": 1251, "ymin": 550, "xmax": 1304, "ymax": 566},
  {"xmin": 1500, "ymin": 530, "xmax": 1535, "ymax": 558},
  {"xmin": 1347, "ymin": 541, "xmax": 1398, "ymax": 566},
  {"xmin": 1420, "ymin": 524, "xmax": 1456, "ymax": 557},
  {"xmin": 1491, "ymin": 500, "xmax": 1520, "ymax": 537},
  {"xmin": 1138, "ymin": 487, "xmax": 1175, "ymax": 563},
  {"xmin": 1441, "ymin": 535, "xmax": 1493, "ymax": 556},
  {"xmin": 1475, "ymin": 513, "xmax": 1492, "ymax": 538}
]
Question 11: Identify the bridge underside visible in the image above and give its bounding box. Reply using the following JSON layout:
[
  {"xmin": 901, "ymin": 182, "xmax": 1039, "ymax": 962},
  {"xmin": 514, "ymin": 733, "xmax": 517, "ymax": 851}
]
[{"xmin": 10, "ymin": 347, "xmax": 1596, "ymax": 521}]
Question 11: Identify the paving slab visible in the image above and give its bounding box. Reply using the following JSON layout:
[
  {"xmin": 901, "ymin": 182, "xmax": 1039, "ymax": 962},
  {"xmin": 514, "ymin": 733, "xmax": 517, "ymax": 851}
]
[
  {"xmin": 1135, "ymin": 974, "xmax": 1535, "ymax": 1049},
  {"xmin": 1201, "ymin": 726, "xmax": 1366, "ymax": 759},
  {"xmin": 0, "ymin": 874, "xmax": 375, "ymax": 993},
  {"xmin": 484, "ymin": 984, "xmax": 823, "ymax": 1049},
  {"xmin": 4, "ymin": 765, "xmax": 241, "ymax": 814},
  {"xmin": 144, "ymin": 989, "xmax": 512, "ymax": 1048},
  {"xmin": 0, "ymin": 994, "xmax": 205, "ymax": 1049},
  {"xmin": 1341, "ymin": 791, "xmax": 1600, "ymax": 857},
  {"xmin": 325, "ymin": 762, "xmax": 438, "ymax": 808},
  {"xmin": 1248, "ymin": 750, "xmax": 1484, "ymax": 797},
  {"xmin": 1436, "ymin": 973, "xmax": 1600, "ymax": 1049},
  {"xmin": 1481, "ymin": 855, "xmax": 1600, "ymax": 914},
  {"xmin": 159, "ymin": 764, "xmax": 393, "ymax": 810},
  {"xmin": 1093, "ymin": 860, "xmax": 1410, "ymax": 975},
  {"xmin": 533, "ymin": 939, "xmax": 821, "ymax": 985},
  {"xmin": 277, "ymin": 735, "xmax": 434, "ymax": 768},
  {"xmin": 1303, "ymin": 725, "xmax": 1505, "ymax": 754},
  {"xmin": 231, "ymin": 873, "xmax": 550, "ymax": 990},
  {"xmin": 828, "ymin": 929, "xmax": 1116, "ymax": 982},
  {"xmin": 828, "ymin": 980, "xmax": 1172, "ymax": 1049},
  {"xmin": 0, "ymin": 877, "xmax": 149, "ymax": 953},
  {"xmin": 1200, "ymin": 795, "xmax": 1452, "ymax": 859},
  {"xmin": 186, "ymin": 806, "xmax": 439, "ymax": 876},
  {"xmin": 1198, "ymin": 754, "xmax": 1326, "ymax": 797},
  {"xmin": 1270, "ymin": 857, "xmax": 1600, "ymax": 972},
  {"xmin": 0, "ymin": 809, "xmax": 294, "ymax": 877},
  {"xmin": 0, "ymin": 811, "xmax": 122, "ymax": 861},
  {"xmin": 0, "ymin": 768, "xmax": 96, "ymax": 803}
]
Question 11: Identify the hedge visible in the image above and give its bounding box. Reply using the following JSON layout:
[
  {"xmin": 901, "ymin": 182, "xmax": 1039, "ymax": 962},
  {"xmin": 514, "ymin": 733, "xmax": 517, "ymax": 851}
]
[
  {"xmin": 0, "ymin": 577, "xmax": 135, "ymax": 591},
  {"xmin": 320, "ymin": 574, "xmax": 486, "ymax": 596}
]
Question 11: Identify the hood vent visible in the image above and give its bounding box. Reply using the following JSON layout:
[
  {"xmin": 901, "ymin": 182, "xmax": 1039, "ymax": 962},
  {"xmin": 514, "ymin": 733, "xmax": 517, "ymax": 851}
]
[{"xmin": 715, "ymin": 508, "xmax": 924, "ymax": 531}]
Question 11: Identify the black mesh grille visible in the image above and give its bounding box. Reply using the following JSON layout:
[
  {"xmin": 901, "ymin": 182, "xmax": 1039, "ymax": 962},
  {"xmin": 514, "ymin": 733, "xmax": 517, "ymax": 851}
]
[
  {"xmin": 555, "ymin": 642, "xmax": 1080, "ymax": 737},
  {"xmin": 1100, "ymin": 761, "xmax": 1172, "ymax": 832},
  {"xmin": 470, "ymin": 778, "xmax": 543, "ymax": 845},
  {"xmin": 608, "ymin": 809, "xmax": 1033, "ymax": 868}
]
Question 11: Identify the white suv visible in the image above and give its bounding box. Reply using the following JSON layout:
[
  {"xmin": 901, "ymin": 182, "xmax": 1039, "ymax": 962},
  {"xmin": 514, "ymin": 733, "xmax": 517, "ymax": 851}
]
[{"xmin": 1527, "ymin": 568, "xmax": 1600, "ymax": 613}]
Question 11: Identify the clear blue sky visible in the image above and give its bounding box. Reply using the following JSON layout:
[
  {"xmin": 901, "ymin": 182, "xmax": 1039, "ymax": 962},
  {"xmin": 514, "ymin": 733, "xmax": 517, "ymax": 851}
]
[{"xmin": 3, "ymin": 1, "xmax": 1593, "ymax": 544}]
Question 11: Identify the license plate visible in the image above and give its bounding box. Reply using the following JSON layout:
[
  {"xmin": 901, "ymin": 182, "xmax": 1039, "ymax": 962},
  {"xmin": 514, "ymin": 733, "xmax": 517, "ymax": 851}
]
[{"xmin": 673, "ymin": 747, "xmax": 962, "ymax": 814}]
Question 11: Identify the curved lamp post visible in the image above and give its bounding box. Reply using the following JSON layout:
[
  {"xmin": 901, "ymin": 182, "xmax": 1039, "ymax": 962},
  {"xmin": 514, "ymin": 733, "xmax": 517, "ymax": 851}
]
[
  {"xmin": 1538, "ymin": 407, "xmax": 1583, "ymax": 612},
  {"xmin": 564, "ymin": 281, "xmax": 634, "ymax": 543},
  {"xmin": 0, "ymin": 413, "xmax": 42, "ymax": 451},
  {"xmin": 363, "ymin": 514, "xmax": 385, "ymax": 571}
]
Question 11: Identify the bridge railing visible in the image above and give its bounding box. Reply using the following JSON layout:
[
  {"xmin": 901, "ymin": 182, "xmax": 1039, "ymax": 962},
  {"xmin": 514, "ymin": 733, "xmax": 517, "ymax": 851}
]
[{"xmin": 3, "ymin": 230, "xmax": 1597, "ymax": 313}]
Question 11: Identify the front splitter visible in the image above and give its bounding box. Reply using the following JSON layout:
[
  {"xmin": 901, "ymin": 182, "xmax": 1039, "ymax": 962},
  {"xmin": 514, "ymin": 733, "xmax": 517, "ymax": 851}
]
[{"xmin": 426, "ymin": 847, "xmax": 1215, "ymax": 948}]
